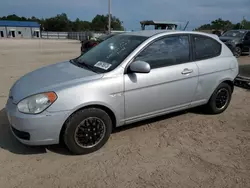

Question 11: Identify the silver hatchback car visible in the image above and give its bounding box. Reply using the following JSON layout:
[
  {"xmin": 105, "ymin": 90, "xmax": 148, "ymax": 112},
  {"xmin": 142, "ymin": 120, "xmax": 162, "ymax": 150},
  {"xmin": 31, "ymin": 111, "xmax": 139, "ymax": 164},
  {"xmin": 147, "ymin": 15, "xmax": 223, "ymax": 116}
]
[{"xmin": 6, "ymin": 30, "xmax": 239, "ymax": 155}]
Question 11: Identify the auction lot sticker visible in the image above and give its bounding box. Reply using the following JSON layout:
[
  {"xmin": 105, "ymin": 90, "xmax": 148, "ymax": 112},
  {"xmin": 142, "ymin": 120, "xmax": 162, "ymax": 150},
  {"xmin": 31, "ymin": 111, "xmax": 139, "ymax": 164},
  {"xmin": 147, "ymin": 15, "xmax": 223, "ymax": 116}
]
[{"xmin": 94, "ymin": 61, "xmax": 112, "ymax": 70}]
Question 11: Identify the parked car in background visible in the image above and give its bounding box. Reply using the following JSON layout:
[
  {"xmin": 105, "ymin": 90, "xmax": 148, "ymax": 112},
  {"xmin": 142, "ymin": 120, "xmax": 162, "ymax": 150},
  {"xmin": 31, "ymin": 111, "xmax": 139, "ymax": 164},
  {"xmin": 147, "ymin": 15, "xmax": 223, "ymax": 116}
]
[
  {"xmin": 80, "ymin": 33, "xmax": 119, "ymax": 54},
  {"xmin": 6, "ymin": 30, "xmax": 239, "ymax": 155},
  {"xmin": 219, "ymin": 30, "xmax": 250, "ymax": 58},
  {"xmin": 234, "ymin": 64, "xmax": 250, "ymax": 89}
]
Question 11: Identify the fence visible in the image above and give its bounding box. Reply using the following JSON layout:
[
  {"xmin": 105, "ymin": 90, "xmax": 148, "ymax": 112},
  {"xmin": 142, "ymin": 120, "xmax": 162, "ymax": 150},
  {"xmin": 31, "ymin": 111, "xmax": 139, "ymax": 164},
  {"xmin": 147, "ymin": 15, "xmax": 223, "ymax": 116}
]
[
  {"xmin": 41, "ymin": 31, "xmax": 105, "ymax": 41},
  {"xmin": 41, "ymin": 32, "xmax": 68, "ymax": 39}
]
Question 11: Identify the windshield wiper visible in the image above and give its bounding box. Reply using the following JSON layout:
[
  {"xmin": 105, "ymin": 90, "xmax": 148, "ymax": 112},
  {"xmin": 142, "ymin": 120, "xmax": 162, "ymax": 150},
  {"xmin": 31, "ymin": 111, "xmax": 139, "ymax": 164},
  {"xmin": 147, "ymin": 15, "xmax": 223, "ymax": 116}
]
[{"xmin": 70, "ymin": 59, "xmax": 99, "ymax": 73}]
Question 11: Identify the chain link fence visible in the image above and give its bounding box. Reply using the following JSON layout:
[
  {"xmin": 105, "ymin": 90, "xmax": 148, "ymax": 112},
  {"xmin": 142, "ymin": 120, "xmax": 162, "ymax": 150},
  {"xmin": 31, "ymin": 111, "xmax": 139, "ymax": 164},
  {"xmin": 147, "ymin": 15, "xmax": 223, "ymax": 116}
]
[{"xmin": 41, "ymin": 31, "xmax": 105, "ymax": 41}]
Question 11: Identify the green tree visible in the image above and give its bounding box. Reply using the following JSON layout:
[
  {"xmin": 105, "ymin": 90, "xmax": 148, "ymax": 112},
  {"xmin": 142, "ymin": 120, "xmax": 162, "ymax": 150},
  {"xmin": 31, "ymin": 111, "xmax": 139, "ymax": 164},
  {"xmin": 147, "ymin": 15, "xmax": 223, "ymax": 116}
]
[
  {"xmin": 195, "ymin": 24, "xmax": 212, "ymax": 30},
  {"xmin": 196, "ymin": 18, "xmax": 250, "ymax": 31},
  {"xmin": 42, "ymin": 13, "xmax": 71, "ymax": 31},
  {"xmin": 211, "ymin": 18, "xmax": 233, "ymax": 30},
  {"xmin": 72, "ymin": 18, "xmax": 91, "ymax": 31},
  {"xmin": 232, "ymin": 23, "xmax": 241, "ymax": 29},
  {"xmin": 0, "ymin": 13, "xmax": 124, "ymax": 32},
  {"xmin": 241, "ymin": 18, "xmax": 250, "ymax": 29},
  {"xmin": 91, "ymin": 14, "xmax": 107, "ymax": 31},
  {"xmin": 91, "ymin": 14, "xmax": 124, "ymax": 31},
  {"xmin": 196, "ymin": 18, "xmax": 233, "ymax": 30},
  {"xmin": 110, "ymin": 15, "xmax": 124, "ymax": 30}
]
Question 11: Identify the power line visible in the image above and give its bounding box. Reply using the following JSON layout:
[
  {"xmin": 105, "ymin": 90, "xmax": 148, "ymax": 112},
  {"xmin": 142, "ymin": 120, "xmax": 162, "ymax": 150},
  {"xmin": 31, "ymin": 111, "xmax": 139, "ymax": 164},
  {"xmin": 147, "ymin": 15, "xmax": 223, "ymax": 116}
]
[{"xmin": 108, "ymin": 0, "xmax": 111, "ymax": 34}]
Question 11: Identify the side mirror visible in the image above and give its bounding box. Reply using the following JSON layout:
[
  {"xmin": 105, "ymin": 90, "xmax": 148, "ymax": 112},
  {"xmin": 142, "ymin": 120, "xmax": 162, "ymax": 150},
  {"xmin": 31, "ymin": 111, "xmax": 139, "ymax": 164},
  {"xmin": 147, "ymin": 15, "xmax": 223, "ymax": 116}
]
[{"xmin": 129, "ymin": 60, "xmax": 151, "ymax": 73}]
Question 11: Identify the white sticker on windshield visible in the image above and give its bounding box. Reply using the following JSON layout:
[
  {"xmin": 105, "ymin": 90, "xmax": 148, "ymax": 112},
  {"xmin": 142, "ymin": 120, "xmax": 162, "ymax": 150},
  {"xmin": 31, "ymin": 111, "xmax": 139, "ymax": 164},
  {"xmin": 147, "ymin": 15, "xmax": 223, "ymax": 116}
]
[{"xmin": 94, "ymin": 61, "xmax": 112, "ymax": 70}]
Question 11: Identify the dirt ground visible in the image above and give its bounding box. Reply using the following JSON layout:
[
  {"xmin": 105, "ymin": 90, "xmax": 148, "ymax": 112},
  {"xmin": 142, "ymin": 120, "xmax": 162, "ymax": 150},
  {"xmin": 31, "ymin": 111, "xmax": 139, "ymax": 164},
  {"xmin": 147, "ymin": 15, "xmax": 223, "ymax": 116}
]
[{"xmin": 0, "ymin": 39, "xmax": 250, "ymax": 188}]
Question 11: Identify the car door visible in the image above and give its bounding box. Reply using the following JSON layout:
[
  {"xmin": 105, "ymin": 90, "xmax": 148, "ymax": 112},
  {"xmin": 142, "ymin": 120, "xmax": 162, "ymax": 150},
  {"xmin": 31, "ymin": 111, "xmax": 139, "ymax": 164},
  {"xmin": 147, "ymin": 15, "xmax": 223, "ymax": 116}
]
[
  {"xmin": 124, "ymin": 34, "xmax": 199, "ymax": 123},
  {"xmin": 242, "ymin": 32, "xmax": 250, "ymax": 52},
  {"xmin": 190, "ymin": 34, "xmax": 229, "ymax": 103}
]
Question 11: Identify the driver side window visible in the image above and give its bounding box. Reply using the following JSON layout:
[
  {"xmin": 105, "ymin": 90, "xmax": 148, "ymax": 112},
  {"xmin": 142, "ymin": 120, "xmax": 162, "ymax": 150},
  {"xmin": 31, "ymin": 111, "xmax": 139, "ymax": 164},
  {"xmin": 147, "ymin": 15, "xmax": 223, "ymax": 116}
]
[
  {"xmin": 245, "ymin": 32, "xmax": 250, "ymax": 40},
  {"xmin": 135, "ymin": 35, "xmax": 190, "ymax": 69}
]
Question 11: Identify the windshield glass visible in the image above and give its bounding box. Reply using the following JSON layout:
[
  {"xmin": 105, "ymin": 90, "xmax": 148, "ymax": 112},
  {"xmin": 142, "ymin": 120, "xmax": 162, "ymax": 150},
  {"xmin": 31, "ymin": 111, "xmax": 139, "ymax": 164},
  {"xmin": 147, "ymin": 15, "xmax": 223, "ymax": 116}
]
[
  {"xmin": 75, "ymin": 34, "xmax": 148, "ymax": 73},
  {"xmin": 222, "ymin": 30, "xmax": 246, "ymax": 38}
]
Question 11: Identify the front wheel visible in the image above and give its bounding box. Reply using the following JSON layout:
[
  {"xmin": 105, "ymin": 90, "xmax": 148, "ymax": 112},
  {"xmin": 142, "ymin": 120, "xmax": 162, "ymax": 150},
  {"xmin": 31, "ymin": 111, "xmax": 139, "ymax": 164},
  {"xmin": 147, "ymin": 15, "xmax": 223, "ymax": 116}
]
[
  {"xmin": 205, "ymin": 83, "xmax": 232, "ymax": 114},
  {"xmin": 233, "ymin": 46, "xmax": 242, "ymax": 58},
  {"xmin": 63, "ymin": 108, "xmax": 112, "ymax": 155}
]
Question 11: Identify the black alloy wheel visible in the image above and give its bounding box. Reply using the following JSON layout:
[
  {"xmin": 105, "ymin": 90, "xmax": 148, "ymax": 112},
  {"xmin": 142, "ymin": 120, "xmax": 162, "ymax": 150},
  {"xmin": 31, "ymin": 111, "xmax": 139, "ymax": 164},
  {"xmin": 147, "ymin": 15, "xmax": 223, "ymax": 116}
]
[
  {"xmin": 63, "ymin": 108, "xmax": 112, "ymax": 155},
  {"xmin": 74, "ymin": 117, "xmax": 106, "ymax": 149},
  {"xmin": 205, "ymin": 82, "xmax": 232, "ymax": 114},
  {"xmin": 215, "ymin": 88, "xmax": 230, "ymax": 110},
  {"xmin": 234, "ymin": 46, "xmax": 242, "ymax": 58}
]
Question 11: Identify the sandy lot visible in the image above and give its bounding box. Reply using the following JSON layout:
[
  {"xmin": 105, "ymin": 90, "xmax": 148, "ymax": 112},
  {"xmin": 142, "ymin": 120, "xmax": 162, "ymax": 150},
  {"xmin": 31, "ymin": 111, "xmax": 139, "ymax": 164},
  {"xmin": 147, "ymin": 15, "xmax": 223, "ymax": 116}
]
[{"xmin": 0, "ymin": 39, "xmax": 250, "ymax": 188}]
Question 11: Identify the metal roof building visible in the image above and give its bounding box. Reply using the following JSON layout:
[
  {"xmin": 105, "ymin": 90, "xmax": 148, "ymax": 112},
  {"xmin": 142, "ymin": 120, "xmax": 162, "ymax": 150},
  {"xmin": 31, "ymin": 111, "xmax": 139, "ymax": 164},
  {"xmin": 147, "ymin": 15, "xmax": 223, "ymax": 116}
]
[{"xmin": 0, "ymin": 20, "xmax": 40, "ymax": 38}]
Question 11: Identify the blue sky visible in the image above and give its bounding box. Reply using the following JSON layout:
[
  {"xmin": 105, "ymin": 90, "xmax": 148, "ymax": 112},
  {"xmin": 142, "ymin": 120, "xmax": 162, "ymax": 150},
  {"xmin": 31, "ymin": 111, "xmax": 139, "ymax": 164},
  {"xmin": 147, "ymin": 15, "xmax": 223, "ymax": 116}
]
[{"xmin": 0, "ymin": 0, "xmax": 250, "ymax": 30}]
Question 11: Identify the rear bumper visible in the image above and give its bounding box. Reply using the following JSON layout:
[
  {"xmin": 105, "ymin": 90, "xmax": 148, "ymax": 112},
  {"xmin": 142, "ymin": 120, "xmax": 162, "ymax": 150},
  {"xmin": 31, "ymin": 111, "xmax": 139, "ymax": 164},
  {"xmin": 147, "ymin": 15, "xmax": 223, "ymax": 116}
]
[{"xmin": 234, "ymin": 75, "xmax": 250, "ymax": 89}]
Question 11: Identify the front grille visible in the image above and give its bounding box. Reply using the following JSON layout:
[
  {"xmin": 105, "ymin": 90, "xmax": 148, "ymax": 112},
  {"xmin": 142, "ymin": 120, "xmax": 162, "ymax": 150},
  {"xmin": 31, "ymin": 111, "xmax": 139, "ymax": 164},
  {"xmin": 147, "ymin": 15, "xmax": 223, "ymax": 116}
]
[{"xmin": 11, "ymin": 126, "xmax": 30, "ymax": 140}]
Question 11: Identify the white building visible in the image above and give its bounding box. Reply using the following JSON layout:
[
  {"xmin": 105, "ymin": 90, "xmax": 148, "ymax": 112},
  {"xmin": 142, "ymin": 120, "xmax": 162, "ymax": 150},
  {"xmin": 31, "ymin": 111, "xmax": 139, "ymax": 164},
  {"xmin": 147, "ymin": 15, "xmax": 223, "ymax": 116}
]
[{"xmin": 0, "ymin": 20, "xmax": 40, "ymax": 38}]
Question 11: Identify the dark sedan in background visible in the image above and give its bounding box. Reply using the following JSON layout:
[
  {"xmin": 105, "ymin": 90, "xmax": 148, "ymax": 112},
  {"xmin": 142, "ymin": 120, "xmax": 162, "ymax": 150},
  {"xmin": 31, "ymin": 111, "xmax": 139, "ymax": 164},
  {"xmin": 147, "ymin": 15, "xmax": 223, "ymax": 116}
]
[
  {"xmin": 220, "ymin": 30, "xmax": 250, "ymax": 58},
  {"xmin": 80, "ymin": 33, "xmax": 119, "ymax": 54}
]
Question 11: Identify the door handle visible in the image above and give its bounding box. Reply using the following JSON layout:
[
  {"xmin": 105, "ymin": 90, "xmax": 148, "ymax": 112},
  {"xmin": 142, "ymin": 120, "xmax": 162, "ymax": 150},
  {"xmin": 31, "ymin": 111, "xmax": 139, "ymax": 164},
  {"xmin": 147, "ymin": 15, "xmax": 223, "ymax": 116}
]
[{"xmin": 181, "ymin": 68, "xmax": 193, "ymax": 75}]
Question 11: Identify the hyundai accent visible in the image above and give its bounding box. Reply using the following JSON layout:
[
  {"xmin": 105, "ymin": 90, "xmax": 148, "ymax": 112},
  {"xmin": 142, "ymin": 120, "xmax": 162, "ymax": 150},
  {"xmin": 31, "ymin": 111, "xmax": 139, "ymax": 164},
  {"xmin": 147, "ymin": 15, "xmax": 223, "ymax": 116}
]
[{"xmin": 6, "ymin": 30, "xmax": 239, "ymax": 155}]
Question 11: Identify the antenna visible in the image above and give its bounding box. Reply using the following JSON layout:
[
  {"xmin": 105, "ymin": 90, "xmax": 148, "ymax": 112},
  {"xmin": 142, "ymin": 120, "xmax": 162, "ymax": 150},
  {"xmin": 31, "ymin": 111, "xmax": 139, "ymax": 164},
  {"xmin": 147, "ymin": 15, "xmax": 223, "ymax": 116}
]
[
  {"xmin": 108, "ymin": 0, "xmax": 111, "ymax": 34},
  {"xmin": 183, "ymin": 21, "xmax": 189, "ymax": 31}
]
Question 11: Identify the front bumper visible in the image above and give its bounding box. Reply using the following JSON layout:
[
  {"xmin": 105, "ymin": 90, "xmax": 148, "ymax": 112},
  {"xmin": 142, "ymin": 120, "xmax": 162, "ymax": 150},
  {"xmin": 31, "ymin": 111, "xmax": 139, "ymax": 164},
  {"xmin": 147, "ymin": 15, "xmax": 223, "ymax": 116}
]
[{"xmin": 5, "ymin": 98, "xmax": 71, "ymax": 146}]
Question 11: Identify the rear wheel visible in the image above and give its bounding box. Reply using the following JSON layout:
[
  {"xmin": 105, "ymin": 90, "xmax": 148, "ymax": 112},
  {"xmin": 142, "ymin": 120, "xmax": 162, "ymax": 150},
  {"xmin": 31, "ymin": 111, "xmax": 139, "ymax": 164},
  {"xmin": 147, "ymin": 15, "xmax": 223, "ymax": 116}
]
[
  {"xmin": 63, "ymin": 108, "xmax": 112, "ymax": 155},
  {"xmin": 205, "ymin": 83, "xmax": 232, "ymax": 114}
]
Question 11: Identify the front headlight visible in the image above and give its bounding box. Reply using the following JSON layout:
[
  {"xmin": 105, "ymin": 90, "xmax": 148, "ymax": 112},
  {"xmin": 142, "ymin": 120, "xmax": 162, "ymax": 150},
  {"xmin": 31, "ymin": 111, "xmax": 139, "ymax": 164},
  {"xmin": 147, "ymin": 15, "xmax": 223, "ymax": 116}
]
[
  {"xmin": 17, "ymin": 92, "xmax": 57, "ymax": 114},
  {"xmin": 228, "ymin": 40, "xmax": 237, "ymax": 44}
]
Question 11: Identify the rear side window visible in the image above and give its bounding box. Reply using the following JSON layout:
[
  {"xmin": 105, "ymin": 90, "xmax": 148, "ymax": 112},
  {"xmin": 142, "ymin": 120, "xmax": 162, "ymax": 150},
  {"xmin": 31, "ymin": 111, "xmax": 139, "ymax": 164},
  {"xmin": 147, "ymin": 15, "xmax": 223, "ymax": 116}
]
[
  {"xmin": 245, "ymin": 32, "xmax": 250, "ymax": 39},
  {"xmin": 193, "ymin": 35, "xmax": 221, "ymax": 61}
]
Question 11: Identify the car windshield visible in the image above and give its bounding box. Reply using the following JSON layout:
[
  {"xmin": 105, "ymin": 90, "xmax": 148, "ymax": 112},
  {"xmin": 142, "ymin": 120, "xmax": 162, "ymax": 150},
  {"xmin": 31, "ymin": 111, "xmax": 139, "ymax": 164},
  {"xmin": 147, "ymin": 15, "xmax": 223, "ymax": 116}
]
[
  {"xmin": 222, "ymin": 30, "xmax": 246, "ymax": 38},
  {"xmin": 75, "ymin": 34, "xmax": 148, "ymax": 73}
]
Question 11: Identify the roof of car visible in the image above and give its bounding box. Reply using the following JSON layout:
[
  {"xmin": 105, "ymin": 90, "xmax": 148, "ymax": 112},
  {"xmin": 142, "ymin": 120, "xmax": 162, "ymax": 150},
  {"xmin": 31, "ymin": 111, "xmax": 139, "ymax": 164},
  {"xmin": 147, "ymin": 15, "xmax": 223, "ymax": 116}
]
[
  {"xmin": 121, "ymin": 30, "xmax": 220, "ymax": 40},
  {"xmin": 121, "ymin": 30, "xmax": 175, "ymax": 37}
]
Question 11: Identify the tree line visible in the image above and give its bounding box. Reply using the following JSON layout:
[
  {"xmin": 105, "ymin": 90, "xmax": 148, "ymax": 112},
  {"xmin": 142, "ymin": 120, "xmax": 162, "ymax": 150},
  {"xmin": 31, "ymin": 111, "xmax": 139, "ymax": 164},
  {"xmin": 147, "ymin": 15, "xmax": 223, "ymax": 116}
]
[
  {"xmin": 0, "ymin": 13, "xmax": 124, "ymax": 32},
  {"xmin": 195, "ymin": 18, "xmax": 250, "ymax": 31},
  {"xmin": 1, "ymin": 14, "xmax": 249, "ymax": 32}
]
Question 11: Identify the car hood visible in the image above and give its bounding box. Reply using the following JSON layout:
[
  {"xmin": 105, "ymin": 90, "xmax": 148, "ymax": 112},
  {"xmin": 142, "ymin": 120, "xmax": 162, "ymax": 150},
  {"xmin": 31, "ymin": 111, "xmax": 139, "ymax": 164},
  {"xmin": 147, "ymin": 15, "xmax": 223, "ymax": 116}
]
[{"xmin": 10, "ymin": 61, "xmax": 103, "ymax": 104}]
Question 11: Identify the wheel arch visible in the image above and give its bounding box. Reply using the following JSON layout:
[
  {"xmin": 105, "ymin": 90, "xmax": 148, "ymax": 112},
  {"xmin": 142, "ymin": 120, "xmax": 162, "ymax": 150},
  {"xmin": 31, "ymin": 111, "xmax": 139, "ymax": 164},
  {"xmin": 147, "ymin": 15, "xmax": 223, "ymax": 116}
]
[
  {"xmin": 207, "ymin": 78, "xmax": 234, "ymax": 102},
  {"xmin": 236, "ymin": 43, "xmax": 243, "ymax": 48},
  {"xmin": 59, "ymin": 104, "xmax": 117, "ymax": 144},
  {"xmin": 222, "ymin": 80, "xmax": 234, "ymax": 93}
]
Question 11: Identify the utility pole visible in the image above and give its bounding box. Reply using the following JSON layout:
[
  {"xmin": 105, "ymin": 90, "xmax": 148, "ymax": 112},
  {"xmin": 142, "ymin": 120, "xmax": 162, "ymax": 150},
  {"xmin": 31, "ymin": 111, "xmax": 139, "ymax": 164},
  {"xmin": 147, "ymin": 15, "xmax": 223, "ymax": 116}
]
[
  {"xmin": 241, "ymin": 16, "xmax": 245, "ymax": 29},
  {"xmin": 183, "ymin": 21, "xmax": 189, "ymax": 31},
  {"xmin": 108, "ymin": 0, "xmax": 111, "ymax": 34}
]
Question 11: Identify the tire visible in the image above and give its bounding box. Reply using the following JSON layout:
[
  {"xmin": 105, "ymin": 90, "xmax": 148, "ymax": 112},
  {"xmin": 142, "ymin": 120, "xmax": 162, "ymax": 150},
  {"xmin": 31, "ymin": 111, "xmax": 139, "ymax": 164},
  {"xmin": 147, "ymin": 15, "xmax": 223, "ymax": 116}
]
[
  {"xmin": 63, "ymin": 108, "xmax": 112, "ymax": 155},
  {"xmin": 234, "ymin": 46, "xmax": 242, "ymax": 58},
  {"xmin": 205, "ymin": 83, "xmax": 232, "ymax": 114}
]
